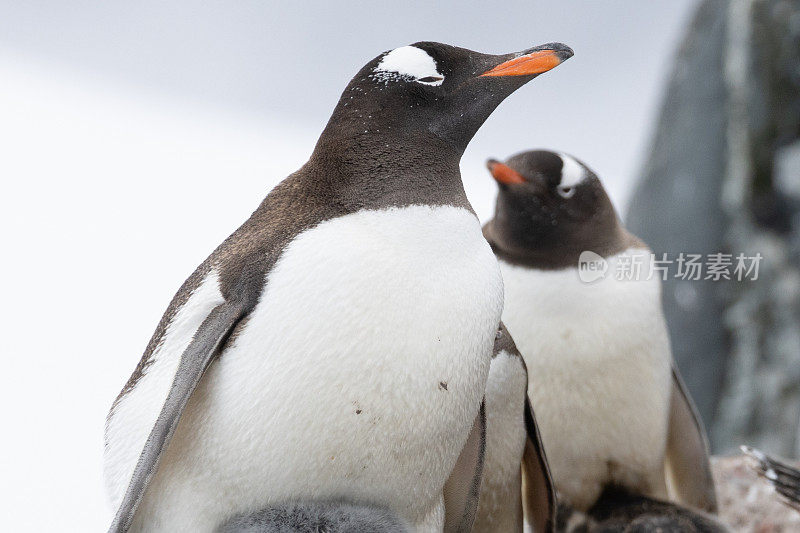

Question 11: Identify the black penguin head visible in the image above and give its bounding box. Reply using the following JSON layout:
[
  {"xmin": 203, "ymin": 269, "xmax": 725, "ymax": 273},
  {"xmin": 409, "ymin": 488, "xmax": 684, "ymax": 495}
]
[
  {"xmin": 485, "ymin": 150, "xmax": 624, "ymax": 267},
  {"xmin": 315, "ymin": 42, "xmax": 573, "ymax": 157}
]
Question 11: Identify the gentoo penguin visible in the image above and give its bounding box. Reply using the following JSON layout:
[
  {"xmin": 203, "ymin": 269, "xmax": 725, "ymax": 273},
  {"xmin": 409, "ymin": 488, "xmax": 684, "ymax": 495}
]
[
  {"xmin": 104, "ymin": 43, "xmax": 572, "ymax": 533},
  {"xmin": 482, "ymin": 150, "xmax": 718, "ymax": 515},
  {"xmin": 474, "ymin": 324, "xmax": 555, "ymax": 533},
  {"xmin": 743, "ymin": 446, "xmax": 800, "ymax": 512}
]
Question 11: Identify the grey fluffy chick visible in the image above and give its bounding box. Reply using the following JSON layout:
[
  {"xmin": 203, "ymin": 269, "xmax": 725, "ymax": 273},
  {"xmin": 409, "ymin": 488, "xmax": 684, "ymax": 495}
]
[
  {"xmin": 218, "ymin": 501, "xmax": 409, "ymax": 533},
  {"xmin": 557, "ymin": 487, "xmax": 728, "ymax": 533}
]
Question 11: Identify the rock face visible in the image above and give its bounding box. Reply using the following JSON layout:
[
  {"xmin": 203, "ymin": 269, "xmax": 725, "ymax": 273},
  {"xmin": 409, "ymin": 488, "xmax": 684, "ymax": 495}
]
[
  {"xmin": 626, "ymin": 0, "xmax": 800, "ymax": 456},
  {"xmin": 626, "ymin": 0, "xmax": 730, "ymax": 430},
  {"xmin": 715, "ymin": 454, "xmax": 800, "ymax": 531}
]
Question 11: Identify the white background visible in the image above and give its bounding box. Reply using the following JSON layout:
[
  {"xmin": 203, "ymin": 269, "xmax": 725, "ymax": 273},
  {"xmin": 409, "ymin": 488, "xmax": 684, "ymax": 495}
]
[{"xmin": 0, "ymin": 1, "xmax": 696, "ymax": 529}]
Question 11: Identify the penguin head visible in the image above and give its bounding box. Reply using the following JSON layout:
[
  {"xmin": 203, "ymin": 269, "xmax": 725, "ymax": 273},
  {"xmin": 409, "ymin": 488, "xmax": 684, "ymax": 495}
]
[
  {"xmin": 485, "ymin": 150, "xmax": 622, "ymax": 264},
  {"xmin": 317, "ymin": 42, "xmax": 573, "ymax": 155}
]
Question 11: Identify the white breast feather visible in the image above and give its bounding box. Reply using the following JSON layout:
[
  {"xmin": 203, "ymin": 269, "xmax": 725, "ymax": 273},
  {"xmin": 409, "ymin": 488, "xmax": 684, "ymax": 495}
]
[
  {"xmin": 500, "ymin": 249, "xmax": 672, "ymax": 510},
  {"xmin": 107, "ymin": 205, "xmax": 503, "ymax": 531}
]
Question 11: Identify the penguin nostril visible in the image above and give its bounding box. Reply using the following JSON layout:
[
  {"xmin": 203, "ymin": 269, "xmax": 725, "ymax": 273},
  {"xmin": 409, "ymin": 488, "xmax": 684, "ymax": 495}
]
[{"xmin": 418, "ymin": 76, "xmax": 443, "ymax": 83}]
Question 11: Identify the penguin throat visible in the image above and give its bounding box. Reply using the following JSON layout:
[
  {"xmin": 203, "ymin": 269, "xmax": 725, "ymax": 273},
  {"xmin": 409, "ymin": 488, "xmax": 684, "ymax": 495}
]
[
  {"xmin": 485, "ymin": 214, "xmax": 627, "ymax": 271},
  {"xmin": 312, "ymin": 126, "xmax": 462, "ymax": 176}
]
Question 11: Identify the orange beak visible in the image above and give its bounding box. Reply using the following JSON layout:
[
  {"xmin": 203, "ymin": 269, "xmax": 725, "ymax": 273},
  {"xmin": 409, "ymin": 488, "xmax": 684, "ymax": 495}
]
[
  {"xmin": 480, "ymin": 49, "xmax": 567, "ymax": 77},
  {"xmin": 487, "ymin": 159, "xmax": 526, "ymax": 184}
]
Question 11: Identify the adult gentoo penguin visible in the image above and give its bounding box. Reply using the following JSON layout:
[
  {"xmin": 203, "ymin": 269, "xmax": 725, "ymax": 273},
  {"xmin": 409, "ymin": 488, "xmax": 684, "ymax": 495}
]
[
  {"xmin": 104, "ymin": 43, "xmax": 572, "ymax": 532},
  {"xmin": 473, "ymin": 324, "xmax": 555, "ymax": 533},
  {"xmin": 482, "ymin": 150, "xmax": 718, "ymax": 515}
]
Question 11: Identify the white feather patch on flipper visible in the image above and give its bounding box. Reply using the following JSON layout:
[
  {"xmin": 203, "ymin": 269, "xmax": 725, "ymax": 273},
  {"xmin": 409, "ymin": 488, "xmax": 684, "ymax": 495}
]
[
  {"xmin": 484, "ymin": 351, "xmax": 527, "ymax": 489},
  {"xmin": 476, "ymin": 350, "xmax": 527, "ymax": 532},
  {"xmin": 103, "ymin": 269, "xmax": 225, "ymax": 510}
]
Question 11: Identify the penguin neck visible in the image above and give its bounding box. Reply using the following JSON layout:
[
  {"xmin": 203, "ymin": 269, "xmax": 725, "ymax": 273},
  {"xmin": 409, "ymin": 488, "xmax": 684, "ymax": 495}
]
[
  {"xmin": 307, "ymin": 125, "xmax": 471, "ymax": 210},
  {"xmin": 484, "ymin": 215, "xmax": 632, "ymax": 270}
]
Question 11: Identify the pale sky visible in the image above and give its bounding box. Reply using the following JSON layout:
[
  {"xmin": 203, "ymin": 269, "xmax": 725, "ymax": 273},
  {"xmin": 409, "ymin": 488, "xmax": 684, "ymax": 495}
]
[{"xmin": 0, "ymin": 1, "xmax": 697, "ymax": 530}]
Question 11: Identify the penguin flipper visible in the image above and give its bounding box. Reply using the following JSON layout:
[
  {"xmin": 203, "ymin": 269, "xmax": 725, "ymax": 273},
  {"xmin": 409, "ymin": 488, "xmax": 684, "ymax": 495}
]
[
  {"xmin": 108, "ymin": 300, "xmax": 247, "ymax": 533},
  {"xmin": 443, "ymin": 401, "xmax": 486, "ymax": 533},
  {"xmin": 522, "ymin": 396, "xmax": 557, "ymax": 533},
  {"xmin": 664, "ymin": 365, "xmax": 718, "ymax": 513}
]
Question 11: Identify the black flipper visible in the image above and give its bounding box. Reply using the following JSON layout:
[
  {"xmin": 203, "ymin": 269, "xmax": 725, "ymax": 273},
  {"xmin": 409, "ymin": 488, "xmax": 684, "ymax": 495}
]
[
  {"xmin": 522, "ymin": 396, "xmax": 557, "ymax": 533},
  {"xmin": 443, "ymin": 400, "xmax": 486, "ymax": 533},
  {"xmin": 742, "ymin": 446, "xmax": 800, "ymax": 512},
  {"xmin": 108, "ymin": 300, "xmax": 246, "ymax": 533}
]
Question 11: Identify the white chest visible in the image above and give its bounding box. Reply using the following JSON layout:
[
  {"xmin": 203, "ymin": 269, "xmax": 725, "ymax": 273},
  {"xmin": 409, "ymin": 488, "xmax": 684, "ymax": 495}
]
[
  {"xmin": 120, "ymin": 205, "xmax": 504, "ymax": 531},
  {"xmin": 498, "ymin": 250, "xmax": 672, "ymax": 509}
]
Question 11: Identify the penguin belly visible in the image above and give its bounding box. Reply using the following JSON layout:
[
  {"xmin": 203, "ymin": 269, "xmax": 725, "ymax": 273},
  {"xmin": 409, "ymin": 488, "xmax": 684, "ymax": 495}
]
[
  {"xmin": 126, "ymin": 205, "xmax": 504, "ymax": 532},
  {"xmin": 474, "ymin": 350, "xmax": 527, "ymax": 532},
  {"xmin": 499, "ymin": 249, "xmax": 672, "ymax": 511}
]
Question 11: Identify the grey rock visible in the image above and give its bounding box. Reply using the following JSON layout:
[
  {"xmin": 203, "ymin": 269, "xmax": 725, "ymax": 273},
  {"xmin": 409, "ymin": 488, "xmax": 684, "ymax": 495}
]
[
  {"xmin": 626, "ymin": 0, "xmax": 800, "ymax": 455},
  {"xmin": 626, "ymin": 0, "xmax": 730, "ymax": 427},
  {"xmin": 714, "ymin": 453, "xmax": 800, "ymax": 530},
  {"xmin": 774, "ymin": 143, "xmax": 800, "ymax": 200}
]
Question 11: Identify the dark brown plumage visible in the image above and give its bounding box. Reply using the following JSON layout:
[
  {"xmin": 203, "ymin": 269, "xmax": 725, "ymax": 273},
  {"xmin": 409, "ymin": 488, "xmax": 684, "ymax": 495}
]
[{"xmin": 483, "ymin": 150, "xmax": 642, "ymax": 270}]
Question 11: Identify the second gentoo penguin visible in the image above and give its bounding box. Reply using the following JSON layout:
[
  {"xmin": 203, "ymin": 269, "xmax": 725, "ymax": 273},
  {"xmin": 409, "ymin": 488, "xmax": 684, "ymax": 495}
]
[
  {"xmin": 103, "ymin": 43, "xmax": 572, "ymax": 532},
  {"xmin": 482, "ymin": 150, "xmax": 718, "ymax": 515},
  {"xmin": 474, "ymin": 324, "xmax": 555, "ymax": 533}
]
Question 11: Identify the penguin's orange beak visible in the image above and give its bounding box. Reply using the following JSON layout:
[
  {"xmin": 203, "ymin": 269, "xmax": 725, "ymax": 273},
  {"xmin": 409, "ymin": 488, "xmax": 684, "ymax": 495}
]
[
  {"xmin": 480, "ymin": 49, "xmax": 569, "ymax": 77},
  {"xmin": 487, "ymin": 159, "xmax": 526, "ymax": 184}
]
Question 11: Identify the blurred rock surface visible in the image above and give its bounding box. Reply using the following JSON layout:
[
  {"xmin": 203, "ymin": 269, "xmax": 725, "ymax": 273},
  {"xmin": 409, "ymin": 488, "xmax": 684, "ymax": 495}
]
[
  {"xmin": 715, "ymin": 454, "xmax": 800, "ymax": 531},
  {"xmin": 626, "ymin": 0, "xmax": 800, "ymax": 456}
]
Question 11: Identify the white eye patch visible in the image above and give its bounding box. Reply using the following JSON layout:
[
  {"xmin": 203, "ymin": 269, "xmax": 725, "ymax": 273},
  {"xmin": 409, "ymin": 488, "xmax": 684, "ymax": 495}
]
[
  {"xmin": 558, "ymin": 153, "xmax": 586, "ymax": 187},
  {"xmin": 372, "ymin": 46, "xmax": 444, "ymax": 86}
]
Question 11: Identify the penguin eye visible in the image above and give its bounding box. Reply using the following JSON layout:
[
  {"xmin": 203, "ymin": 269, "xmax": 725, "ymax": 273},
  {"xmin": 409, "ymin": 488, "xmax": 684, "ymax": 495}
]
[
  {"xmin": 557, "ymin": 185, "xmax": 576, "ymax": 199},
  {"xmin": 417, "ymin": 76, "xmax": 444, "ymax": 84}
]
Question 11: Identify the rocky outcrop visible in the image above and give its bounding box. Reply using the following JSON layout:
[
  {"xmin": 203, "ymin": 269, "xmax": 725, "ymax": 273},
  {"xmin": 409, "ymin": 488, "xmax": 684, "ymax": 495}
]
[
  {"xmin": 626, "ymin": 0, "xmax": 730, "ymax": 428},
  {"xmin": 715, "ymin": 453, "xmax": 800, "ymax": 531},
  {"xmin": 626, "ymin": 0, "xmax": 800, "ymax": 456}
]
